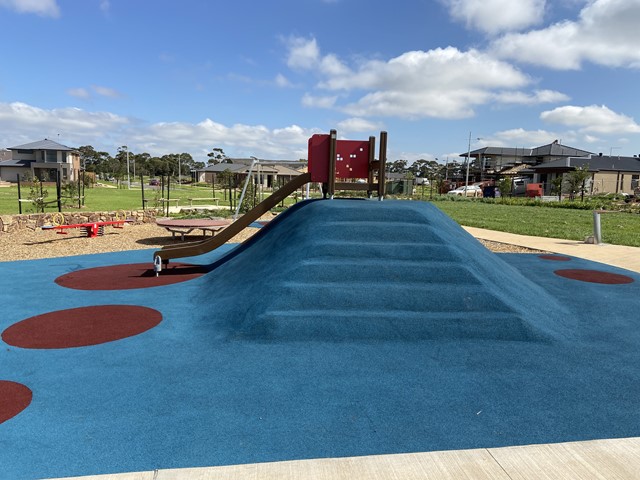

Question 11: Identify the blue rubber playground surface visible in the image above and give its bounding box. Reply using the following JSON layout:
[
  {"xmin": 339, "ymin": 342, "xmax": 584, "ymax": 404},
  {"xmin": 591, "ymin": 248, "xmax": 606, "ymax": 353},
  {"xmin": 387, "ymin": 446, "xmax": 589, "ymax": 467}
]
[{"xmin": 1, "ymin": 199, "xmax": 640, "ymax": 479}]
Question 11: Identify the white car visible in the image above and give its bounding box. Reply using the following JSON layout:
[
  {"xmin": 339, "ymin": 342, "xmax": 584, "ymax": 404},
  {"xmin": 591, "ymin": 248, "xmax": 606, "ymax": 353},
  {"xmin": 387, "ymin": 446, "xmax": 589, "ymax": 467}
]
[{"xmin": 447, "ymin": 185, "xmax": 483, "ymax": 197}]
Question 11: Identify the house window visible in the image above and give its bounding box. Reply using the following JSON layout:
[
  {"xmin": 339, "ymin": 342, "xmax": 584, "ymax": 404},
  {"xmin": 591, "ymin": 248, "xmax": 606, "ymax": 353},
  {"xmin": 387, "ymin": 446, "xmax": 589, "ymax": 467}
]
[{"xmin": 46, "ymin": 151, "xmax": 57, "ymax": 162}]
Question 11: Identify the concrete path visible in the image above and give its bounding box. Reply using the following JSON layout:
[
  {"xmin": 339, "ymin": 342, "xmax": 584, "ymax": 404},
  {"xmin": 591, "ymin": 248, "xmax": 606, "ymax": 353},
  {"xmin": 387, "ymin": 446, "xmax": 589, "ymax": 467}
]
[
  {"xmin": 57, "ymin": 437, "xmax": 640, "ymax": 480},
  {"xmin": 464, "ymin": 226, "xmax": 640, "ymax": 273}
]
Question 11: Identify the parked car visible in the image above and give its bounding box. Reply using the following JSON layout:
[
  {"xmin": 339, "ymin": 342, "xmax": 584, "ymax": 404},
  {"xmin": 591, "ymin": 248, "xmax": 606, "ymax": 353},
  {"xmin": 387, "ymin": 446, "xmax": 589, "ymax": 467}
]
[
  {"xmin": 446, "ymin": 185, "xmax": 483, "ymax": 197},
  {"xmin": 149, "ymin": 178, "xmax": 160, "ymax": 186}
]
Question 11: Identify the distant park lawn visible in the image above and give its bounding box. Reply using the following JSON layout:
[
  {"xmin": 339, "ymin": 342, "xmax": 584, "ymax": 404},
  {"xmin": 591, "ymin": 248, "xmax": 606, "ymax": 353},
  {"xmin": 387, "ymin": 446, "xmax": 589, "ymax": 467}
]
[
  {"xmin": 0, "ymin": 182, "xmax": 300, "ymax": 216},
  {"xmin": 434, "ymin": 200, "xmax": 640, "ymax": 247}
]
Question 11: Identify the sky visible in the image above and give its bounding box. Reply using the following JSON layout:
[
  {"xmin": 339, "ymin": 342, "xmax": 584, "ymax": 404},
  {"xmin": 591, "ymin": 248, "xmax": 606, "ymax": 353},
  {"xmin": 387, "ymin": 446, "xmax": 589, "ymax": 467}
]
[{"xmin": 1, "ymin": 0, "xmax": 640, "ymax": 164}]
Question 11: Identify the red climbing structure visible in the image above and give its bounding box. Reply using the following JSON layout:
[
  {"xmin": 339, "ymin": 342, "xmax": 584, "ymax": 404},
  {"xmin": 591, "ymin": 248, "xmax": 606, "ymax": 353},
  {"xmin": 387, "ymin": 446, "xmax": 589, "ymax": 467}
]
[{"xmin": 308, "ymin": 129, "xmax": 387, "ymax": 199}]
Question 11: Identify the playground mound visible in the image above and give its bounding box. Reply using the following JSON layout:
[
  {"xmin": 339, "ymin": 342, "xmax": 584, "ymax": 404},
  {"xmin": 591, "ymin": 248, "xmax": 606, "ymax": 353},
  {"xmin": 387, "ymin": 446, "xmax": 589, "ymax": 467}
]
[{"xmin": 194, "ymin": 199, "xmax": 571, "ymax": 343}]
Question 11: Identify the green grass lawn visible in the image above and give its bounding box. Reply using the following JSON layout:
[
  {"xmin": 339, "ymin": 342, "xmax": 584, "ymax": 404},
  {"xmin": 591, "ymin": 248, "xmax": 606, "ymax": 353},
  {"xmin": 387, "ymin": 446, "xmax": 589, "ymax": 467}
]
[
  {"xmin": 433, "ymin": 200, "xmax": 640, "ymax": 247},
  {"xmin": 0, "ymin": 183, "xmax": 302, "ymax": 216}
]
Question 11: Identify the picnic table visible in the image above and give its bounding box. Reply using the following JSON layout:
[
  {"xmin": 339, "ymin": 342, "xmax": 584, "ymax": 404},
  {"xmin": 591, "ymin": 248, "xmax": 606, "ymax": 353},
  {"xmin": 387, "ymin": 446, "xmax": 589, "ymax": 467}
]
[{"xmin": 155, "ymin": 218, "xmax": 230, "ymax": 241}]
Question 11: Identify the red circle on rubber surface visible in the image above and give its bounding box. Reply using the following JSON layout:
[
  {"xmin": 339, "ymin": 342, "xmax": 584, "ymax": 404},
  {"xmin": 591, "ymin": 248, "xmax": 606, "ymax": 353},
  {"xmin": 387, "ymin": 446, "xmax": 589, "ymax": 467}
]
[
  {"xmin": 55, "ymin": 263, "xmax": 207, "ymax": 290},
  {"xmin": 2, "ymin": 305, "xmax": 162, "ymax": 349},
  {"xmin": 554, "ymin": 269, "xmax": 635, "ymax": 284},
  {"xmin": 539, "ymin": 255, "xmax": 572, "ymax": 262},
  {"xmin": 0, "ymin": 381, "xmax": 32, "ymax": 424}
]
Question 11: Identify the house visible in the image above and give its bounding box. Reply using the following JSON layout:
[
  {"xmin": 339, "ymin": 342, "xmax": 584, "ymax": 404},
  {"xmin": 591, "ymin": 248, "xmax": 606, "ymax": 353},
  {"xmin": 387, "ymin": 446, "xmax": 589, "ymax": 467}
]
[
  {"xmin": 0, "ymin": 139, "xmax": 81, "ymax": 183},
  {"xmin": 462, "ymin": 140, "xmax": 593, "ymax": 179},
  {"xmin": 527, "ymin": 154, "xmax": 640, "ymax": 195},
  {"xmin": 194, "ymin": 158, "xmax": 305, "ymax": 187}
]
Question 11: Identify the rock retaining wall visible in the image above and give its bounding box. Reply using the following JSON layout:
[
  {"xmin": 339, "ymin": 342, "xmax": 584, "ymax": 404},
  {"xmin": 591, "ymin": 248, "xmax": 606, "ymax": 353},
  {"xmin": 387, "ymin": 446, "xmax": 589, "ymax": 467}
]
[{"xmin": 0, "ymin": 209, "xmax": 160, "ymax": 234}]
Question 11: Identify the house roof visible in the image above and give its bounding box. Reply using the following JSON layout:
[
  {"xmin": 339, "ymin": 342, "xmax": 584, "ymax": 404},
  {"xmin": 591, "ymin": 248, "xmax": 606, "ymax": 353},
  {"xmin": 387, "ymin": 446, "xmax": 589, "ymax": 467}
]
[
  {"xmin": 530, "ymin": 155, "xmax": 640, "ymax": 173},
  {"xmin": 8, "ymin": 138, "xmax": 75, "ymax": 151},
  {"xmin": 0, "ymin": 158, "xmax": 32, "ymax": 167},
  {"xmin": 466, "ymin": 141, "xmax": 593, "ymax": 159},
  {"xmin": 272, "ymin": 164, "xmax": 303, "ymax": 176},
  {"xmin": 529, "ymin": 141, "xmax": 593, "ymax": 158}
]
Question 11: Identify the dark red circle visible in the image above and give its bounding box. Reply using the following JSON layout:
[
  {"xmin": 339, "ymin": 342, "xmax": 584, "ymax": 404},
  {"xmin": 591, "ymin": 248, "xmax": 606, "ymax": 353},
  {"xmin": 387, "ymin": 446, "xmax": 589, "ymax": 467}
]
[
  {"xmin": 2, "ymin": 305, "xmax": 162, "ymax": 349},
  {"xmin": 0, "ymin": 381, "xmax": 32, "ymax": 424},
  {"xmin": 554, "ymin": 269, "xmax": 635, "ymax": 284},
  {"xmin": 539, "ymin": 255, "xmax": 572, "ymax": 262},
  {"xmin": 55, "ymin": 263, "xmax": 207, "ymax": 290}
]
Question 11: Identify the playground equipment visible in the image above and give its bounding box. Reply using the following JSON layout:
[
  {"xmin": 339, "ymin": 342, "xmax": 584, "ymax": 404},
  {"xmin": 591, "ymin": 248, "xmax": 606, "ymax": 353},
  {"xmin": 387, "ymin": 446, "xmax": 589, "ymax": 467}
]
[
  {"xmin": 42, "ymin": 211, "xmax": 131, "ymax": 238},
  {"xmin": 152, "ymin": 129, "xmax": 388, "ymax": 274}
]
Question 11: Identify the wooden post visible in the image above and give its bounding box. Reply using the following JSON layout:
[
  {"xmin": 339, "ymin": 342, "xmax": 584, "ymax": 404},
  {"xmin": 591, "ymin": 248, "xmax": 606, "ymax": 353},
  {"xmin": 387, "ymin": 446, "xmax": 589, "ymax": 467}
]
[
  {"xmin": 141, "ymin": 174, "xmax": 146, "ymax": 210},
  {"xmin": 17, "ymin": 174, "xmax": 22, "ymax": 214},
  {"xmin": 367, "ymin": 136, "xmax": 376, "ymax": 198},
  {"xmin": 166, "ymin": 175, "xmax": 171, "ymax": 216},
  {"xmin": 378, "ymin": 131, "xmax": 388, "ymax": 200},
  {"xmin": 328, "ymin": 129, "xmax": 337, "ymax": 198},
  {"xmin": 56, "ymin": 170, "xmax": 62, "ymax": 212}
]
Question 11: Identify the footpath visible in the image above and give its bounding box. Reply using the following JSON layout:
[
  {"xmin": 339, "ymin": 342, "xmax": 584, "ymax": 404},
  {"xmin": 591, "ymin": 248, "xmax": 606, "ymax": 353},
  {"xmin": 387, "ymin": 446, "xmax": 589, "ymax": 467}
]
[{"xmin": 464, "ymin": 226, "xmax": 640, "ymax": 274}]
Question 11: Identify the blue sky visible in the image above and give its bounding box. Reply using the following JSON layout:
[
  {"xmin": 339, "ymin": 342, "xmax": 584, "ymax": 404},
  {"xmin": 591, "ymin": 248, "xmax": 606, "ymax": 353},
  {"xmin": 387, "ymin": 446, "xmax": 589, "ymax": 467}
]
[{"xmin": 1, "ymin": 0, "xmax": 640, "ymax": 163}]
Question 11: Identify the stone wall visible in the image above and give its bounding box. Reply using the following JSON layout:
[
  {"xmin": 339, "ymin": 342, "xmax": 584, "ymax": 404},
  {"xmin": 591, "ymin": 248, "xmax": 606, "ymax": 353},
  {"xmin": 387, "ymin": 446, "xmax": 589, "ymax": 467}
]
[{"xmin": 0, "ymin": 209, "xmax": 160, "ymax": 234}]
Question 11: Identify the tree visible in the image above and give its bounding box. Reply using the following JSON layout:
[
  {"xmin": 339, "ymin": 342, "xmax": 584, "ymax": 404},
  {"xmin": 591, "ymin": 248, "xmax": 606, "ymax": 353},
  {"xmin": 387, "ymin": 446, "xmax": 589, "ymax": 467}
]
[
  {"xmin": 77, "ymin": 145, "xmax": 112, "ymax": 174},
  {"xmin": 551, "ymin": 176, "xmax": 564, "ymax": 201},
  {"xmin": 387, "ymin": 159, "xmax": 408, "ymax": 173},
  {"xmin": 564, "ymin": 164, "xmax": 590, "ymax": 201},
  {"xmin": 207, "ymin": 147, "xmax": 228, "ymax": 165},
  {"xmin": 409, "ymin": 159, "xmax": 444, "ymax": 180}
]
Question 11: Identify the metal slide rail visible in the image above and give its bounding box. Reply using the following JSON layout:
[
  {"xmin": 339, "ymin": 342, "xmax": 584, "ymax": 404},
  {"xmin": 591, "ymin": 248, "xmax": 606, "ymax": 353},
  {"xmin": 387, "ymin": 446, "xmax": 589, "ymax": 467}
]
[{"xmin": 153, "ymin": 172, "xmax": 311, "ymax": 268}]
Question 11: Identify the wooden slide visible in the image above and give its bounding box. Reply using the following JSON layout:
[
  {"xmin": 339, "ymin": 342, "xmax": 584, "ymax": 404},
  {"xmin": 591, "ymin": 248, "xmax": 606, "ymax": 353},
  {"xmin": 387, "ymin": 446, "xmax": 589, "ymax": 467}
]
[{"xmin": 153, "ymin": 172, "xmax": 311, "ymax": 267}]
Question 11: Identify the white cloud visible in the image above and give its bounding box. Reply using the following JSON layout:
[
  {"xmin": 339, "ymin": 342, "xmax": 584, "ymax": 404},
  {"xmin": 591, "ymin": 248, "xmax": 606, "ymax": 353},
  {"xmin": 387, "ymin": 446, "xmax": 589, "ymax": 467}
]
[
  {"xmin": 0, "ymin": 101, "xmax": 318, "ymax": 159},
  {"xmin": 301, "ymin": 93, "xmax": 337, "ymax": 109},
  {"xmin": 493, "ymin": 89, "xmax": 570, "ymax": 105},
  {"xmin": 486, "ymin": 128, "xmax": 564, "ymax": 147},
  {"xmin": 92, "ymin": 85, "xmax": 123, "ymax": 98},
  {"xmin": 67, "ymin": 88, "xmax": 91, "ymax": 99},
  {"xmin": 134, "ymin": 120, "xmax": 316, "ymax": 158},
  {"xmin": 66, "ymin": 85, "xmax": 123, "ymax": 100},
  {"xmin": 336, "ymin": 118, "xmax": 384, "ymax": 134},
  {"xmin": 99, "ymin": 0, "xmax": 109, "ymax": 13},
  {"xmin": 274, "ymin": 74, "xmax": 293, "ymax": 88},
  {"xmin": 285, "ymin": 36, "xmax": 321, "ymax": 70},
  {"xmin": 0, "ymin": 0, "xmax": 60, "ymax": 17},
  {"xmin": 0, "ymin": 102, "xmax": 128, "ymax": 132},
  {"xmin": 285, "ymin": 39, "xmax": 564, "ymax": 120},
  {"xmin": 442, "ymin": 0, "xmax": 546, "ymax": 35},
  {"xmin": 492, "ymin": 0, "xmax": 640, "ymax": 69},
  {"xmin": 541, "ymin": 105, "xmax": 640, "ymax": 134}
]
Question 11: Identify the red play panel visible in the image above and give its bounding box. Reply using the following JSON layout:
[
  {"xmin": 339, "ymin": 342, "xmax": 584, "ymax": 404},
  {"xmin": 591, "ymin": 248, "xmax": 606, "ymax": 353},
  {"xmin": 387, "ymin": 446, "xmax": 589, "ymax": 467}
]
[
  {"xmin": 308, "ymin": 133, "xmax": 331, "ymax": 182},
  {"xmin": 335, "ymin": 140, "xmax": 370, "ymax": 179},
  {"xmin": 308, "ymin": 134, "xmax": 370, "ymax": 181},
  {"xmin": 0, "ymin": 381, "xmax": 32, "ymax": 424},
  {"xmin": 55, "ymin": 263, "xmax": 207, "ymax": 290},
  {"xmin": 2, "ymin": 305, "xmax": 162, "ymax": 349}
]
